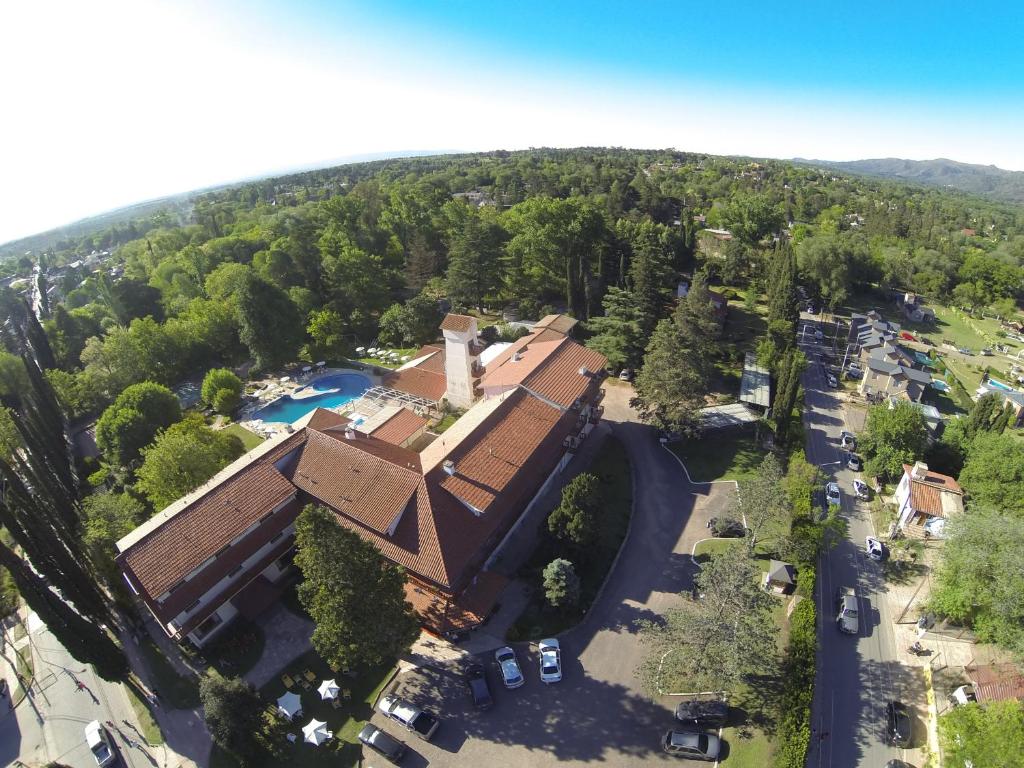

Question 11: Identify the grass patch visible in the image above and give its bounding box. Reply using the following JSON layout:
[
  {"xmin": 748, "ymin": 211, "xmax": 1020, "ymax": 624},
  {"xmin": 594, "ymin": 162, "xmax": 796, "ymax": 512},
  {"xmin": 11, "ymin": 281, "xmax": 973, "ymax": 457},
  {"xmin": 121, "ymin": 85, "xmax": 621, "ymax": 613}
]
[
  {"xmin": 126, "ymin": 685, "xmax": 164, "ymax": 745},
  {"xmin": 509, "ymin": 436, "xmax": 633, "ymax": 641},
  {"xmin": 692, "ymin": 538, "xmax": 742, "ymax": 564},
  {"xmin": 201, "ymin": 616, "xmax": 266, "ymax": 679},
  {"xmin": 670, "ymin": 431, "xmax": 766, "ymax": 482},
  {"xmin": 210, "ymin": 652, "xmax": 396, "ymax": 768},
  {"xmin": 432, "ymin": 410, "xmax": 462, "ymax": 433},
  {"xmin": 220, "ymin": 423, "xmax": 265, "ymax": 451},
  {"xmin": 138, "ymin": 638, "xmax": 200, "ymax": 709},
  {"xmin": 351, "ymin": 347, "xmax": 417, "ymax": 370}
]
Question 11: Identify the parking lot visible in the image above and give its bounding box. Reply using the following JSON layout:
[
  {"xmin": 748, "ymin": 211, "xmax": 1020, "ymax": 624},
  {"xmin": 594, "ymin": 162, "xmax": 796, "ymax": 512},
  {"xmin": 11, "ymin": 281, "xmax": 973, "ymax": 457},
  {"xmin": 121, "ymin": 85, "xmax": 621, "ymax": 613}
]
[{"xmin": 361, "ymin": 412, "xmax": 739, "ymax": 767}]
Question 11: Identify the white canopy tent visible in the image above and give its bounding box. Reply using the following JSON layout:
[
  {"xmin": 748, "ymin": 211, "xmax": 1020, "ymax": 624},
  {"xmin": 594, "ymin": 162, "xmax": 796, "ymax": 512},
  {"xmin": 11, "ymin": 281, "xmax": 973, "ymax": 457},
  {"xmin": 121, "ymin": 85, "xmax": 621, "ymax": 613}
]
[
  {"xmin": 318, "ymin": 679, "xmax": 340, "ymax": 701},
  {"xmin": 302, "ymin": 719, "xmax": 332, "ymax": 745},
  {"xmin": 276, "ymin": 691, "xmax": 302, "ymax": 720}
]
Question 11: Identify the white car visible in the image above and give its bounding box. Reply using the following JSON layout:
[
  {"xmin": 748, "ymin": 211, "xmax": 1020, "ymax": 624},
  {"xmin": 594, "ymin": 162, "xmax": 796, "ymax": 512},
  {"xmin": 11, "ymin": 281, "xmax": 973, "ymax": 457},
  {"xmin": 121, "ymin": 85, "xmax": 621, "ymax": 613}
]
[
  {"xmin": 840, "ymin": 431, "xmax": 856, "ymax": 450},
  {"xmin": 85, "ymin": 720, "xmax": 116, "ymax": 766},
  {"xmin": 826, "ymin": 373, "xmax": 839, "ymax": 388},
  {"xmin": 866, "ymin": 536, "xmax": 885, "ymax": 561},
  {"xmin": 853, "ymin": 479, "xmax": 870, "ymax": 500},
  {"xmin": 538, "ymin": 638, "xmax": 562, "ymax": 684},
  {"xmin": 495, "ymin": 646, "xmax": 524, "ymax": 689},
  {"xmin": 825, "ymin": 482, "xmax": 841, "ymax": 507}
]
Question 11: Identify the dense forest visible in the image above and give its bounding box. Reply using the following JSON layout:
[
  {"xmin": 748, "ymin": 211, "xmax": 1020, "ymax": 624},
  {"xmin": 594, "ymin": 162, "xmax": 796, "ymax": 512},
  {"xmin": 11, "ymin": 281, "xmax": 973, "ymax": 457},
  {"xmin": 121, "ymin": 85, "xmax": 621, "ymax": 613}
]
[{"xmin": 6, "ymin": 147, "xmax": 1020, "ymax": 423}]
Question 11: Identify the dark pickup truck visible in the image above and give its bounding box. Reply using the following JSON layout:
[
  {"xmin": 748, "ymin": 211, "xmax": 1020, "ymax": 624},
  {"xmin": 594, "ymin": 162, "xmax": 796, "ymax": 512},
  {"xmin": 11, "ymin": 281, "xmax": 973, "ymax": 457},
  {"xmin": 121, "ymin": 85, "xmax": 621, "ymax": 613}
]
[{"xmin": 378, "ymin": 694, "xmax": 441, "ymax": 741}]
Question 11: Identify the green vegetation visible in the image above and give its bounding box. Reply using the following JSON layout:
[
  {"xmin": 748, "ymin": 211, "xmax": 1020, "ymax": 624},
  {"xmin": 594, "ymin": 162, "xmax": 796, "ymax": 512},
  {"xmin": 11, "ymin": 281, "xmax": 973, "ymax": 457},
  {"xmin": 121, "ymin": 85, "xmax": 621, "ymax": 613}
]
[
  {"xmin": 220, "ymin": 422, "xmax": 265, "ymax": 451},
  {"xmin": 294, "ymin": 505, "xmax": 420, "ymax": 670},
  {"xmin": 125, "ymin": 686, "xmax": 164, "ymax": 745},
  {"xmin": 939, "ymin": 700, "xmax": 1024, "ymax": 768},
  {"xmin": 860, "ymin": 400, "xmax": 929, "ymax": 480},
  {"xmin": 669, "ymin": 431, "xmax": 767, "ymax": 482},
  {"xmin": 137, "ymin": 638, "xmax": 201, "ymax": 708},
  {"xmin": 201, "ymin": 368, "xmax": 244, "ymax": 414},
  {"xmin": 510, "ymin": 436, "xmax": 632, "ymax": 640}
]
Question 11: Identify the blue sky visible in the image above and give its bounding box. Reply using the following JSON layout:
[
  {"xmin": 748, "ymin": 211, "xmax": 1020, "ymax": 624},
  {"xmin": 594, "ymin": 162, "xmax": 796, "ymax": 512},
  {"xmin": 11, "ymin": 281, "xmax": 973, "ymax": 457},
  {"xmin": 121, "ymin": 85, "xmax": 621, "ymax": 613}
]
[{"xmin": 1, "ymin": 0, "xmax": 1022, "ymax": 244}]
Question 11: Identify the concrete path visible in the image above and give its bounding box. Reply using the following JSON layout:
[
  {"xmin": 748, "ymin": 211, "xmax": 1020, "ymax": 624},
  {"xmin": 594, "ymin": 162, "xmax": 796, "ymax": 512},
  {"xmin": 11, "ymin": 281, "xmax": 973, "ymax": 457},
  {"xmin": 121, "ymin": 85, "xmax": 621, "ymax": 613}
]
[{"xmin": 244, "ymin": 602, "xmax": 314, "ymax": 689}]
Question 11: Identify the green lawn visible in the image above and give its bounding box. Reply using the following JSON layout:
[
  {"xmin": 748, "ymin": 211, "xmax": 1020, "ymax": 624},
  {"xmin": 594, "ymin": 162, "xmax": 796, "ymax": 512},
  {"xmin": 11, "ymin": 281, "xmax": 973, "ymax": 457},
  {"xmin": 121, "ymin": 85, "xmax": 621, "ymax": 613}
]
[
  {"xmin": 692, "ymin": 538, "xmax": 742, "ymax": 564},
  {"xmin": 669, "ymin": 431, "xmax": 766, "ymax": 483},
  {"xmin": 126, "ymin": 685, "xmax": 164, "ymax": 745},
  {"xmin": 209, "ymin": 651, "xmax": 396, "ymax": 768},
  {"xmin": 432, "ymin": 411, "xmax": 462, "ymax": 433},
  {"xmin": 509, "ymin": 436, "xmax": 633, "ymax": 640},
  {"xmin": 137, "ymin": 638, "xmax": 200, "ymax": 709},
  {"xmin": 221, "ymin": 423, "xmax": 265, "ymax": 451},
  {"xmin": 351, "ymin": 347, "xmax": 417, "ymax": 370}
]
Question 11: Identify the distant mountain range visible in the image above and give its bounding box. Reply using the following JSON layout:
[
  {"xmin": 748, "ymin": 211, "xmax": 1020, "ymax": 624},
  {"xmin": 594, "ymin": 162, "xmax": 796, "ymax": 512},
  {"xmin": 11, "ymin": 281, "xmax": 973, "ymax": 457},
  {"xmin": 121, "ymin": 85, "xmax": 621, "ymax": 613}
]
[{"xmin": 792, "ymin": 157, "xmax": 1024, "ymax": 204}]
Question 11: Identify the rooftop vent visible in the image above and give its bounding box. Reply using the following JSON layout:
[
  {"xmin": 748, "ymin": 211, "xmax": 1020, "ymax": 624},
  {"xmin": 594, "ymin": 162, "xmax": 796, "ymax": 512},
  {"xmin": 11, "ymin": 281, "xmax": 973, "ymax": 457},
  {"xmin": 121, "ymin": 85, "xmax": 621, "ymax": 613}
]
[
  {"xmin": 343, "ymin": 427, "xmax": 355, "ymax": 440},
  {"xmin": 511, "ymin": 351, "xmax": 523, "ymax": 362},
  {"xmin": 579, "ymin": 365, "xmax": 590, "ymax": 377},
  {"xmin": 911, "ymin": 461, "xmax": 929, "ymax": 481},
  {"xmin": 442, "ymin": 459, "xmax": 456, "ymax": 476}
]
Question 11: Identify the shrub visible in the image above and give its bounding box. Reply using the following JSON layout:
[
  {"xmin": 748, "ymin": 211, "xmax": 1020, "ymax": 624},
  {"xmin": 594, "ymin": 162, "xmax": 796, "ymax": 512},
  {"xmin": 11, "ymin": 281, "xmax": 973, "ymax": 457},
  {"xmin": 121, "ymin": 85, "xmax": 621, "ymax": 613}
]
[
  {"xmin": 202, "ymin": 368, "xmax": 243, "ymax": 415},
  {"xmin": 774, "ymin": 596, "xmax": 817, "ymax": 768}
]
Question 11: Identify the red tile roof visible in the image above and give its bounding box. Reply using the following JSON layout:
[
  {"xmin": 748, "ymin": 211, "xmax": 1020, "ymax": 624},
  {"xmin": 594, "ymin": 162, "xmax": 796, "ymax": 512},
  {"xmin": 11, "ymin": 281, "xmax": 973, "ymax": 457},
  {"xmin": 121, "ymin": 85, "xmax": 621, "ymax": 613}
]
[
  {"xmin": 440, "ymin": 389, "xmax": 565, "ymax": 512},
  {"xmin": 967, "ymin": 664, "xmax": 1024, "ymax": 703},
  {"xmin": 440, "ymin": 314, "xmax": 475, "ymax": 333},
  {"xmin": 119, "ymin": 459, "xmax": 298, "ymax": 600},
  {"xmin": 533, "ymin": 314, "xmax": 578, "ymax": 334},
  {"xmin": 521, "ymin": 339, "xmax": 607, "ymax": 408},
  {"xmin": 369, "ymin": 408, "xmax": 429, "ymax": 445},
  {"xmin": 383, "ymin": 366, "xmax": 448, "ymax": 402},
  {"xmin": 902, "ymin": 464, "xmax": 964, "ymax": 518}
]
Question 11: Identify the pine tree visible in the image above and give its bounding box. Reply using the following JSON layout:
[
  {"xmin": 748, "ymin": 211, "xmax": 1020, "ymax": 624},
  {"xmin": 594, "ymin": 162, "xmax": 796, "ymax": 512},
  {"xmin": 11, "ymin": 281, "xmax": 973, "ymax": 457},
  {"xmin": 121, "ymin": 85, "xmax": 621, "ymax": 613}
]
[
  {"xmin": 766, "ymin": 242, "xmax": 799, "ymax": 350},
  {"xmin": 0, "ymin": 543, "xmax": 126, "ymax": 681}
]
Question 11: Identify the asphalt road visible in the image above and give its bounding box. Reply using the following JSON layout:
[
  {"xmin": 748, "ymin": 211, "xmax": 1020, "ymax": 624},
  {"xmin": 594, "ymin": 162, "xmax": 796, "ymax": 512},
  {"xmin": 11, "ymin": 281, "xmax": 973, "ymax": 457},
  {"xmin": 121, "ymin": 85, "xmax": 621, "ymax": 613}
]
[
  {"xmin": 0, "ymin": 624, "xmax": 158, "ymax": 768},
  {"xmin": 366, "ymin": 384, "xmax": 738, "ymax": 767},
  {"xmin": 798, "ymin": 329, "xmax": 923, "ymax": 768}
]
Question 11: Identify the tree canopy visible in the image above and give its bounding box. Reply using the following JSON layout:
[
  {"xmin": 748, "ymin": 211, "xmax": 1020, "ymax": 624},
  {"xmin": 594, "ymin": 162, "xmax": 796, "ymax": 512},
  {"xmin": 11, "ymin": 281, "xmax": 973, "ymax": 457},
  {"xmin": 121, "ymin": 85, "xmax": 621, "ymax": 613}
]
[
  {"xmin": 95, "ymin": 381, "xmax": 181, "ymax": 467},
  {"xmin": 294, "ymin": 505, "xmax": 420, "ymax": 670},
  {"xmin": 860, "ymin": 400, "xmax": 928, "ymax": 480},
  {"xmin": 939, "ymin": 700, "xmax": 1024, "ymax": 768},
  {"xmin": 957, "ymin": 431, "xmax": 1024, "ymax": 515},
  {"xmin": 201, "ymin": 367, "xmax": 243, "ymax": 415}
]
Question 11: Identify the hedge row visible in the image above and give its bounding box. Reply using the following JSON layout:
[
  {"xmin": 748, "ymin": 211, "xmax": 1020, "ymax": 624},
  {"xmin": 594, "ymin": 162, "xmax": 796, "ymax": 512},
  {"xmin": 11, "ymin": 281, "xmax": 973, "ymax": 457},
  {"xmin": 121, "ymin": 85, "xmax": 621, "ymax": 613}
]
[{"xmin": 774, "ymin": 593, "xmax": 817, "ymax": 768}]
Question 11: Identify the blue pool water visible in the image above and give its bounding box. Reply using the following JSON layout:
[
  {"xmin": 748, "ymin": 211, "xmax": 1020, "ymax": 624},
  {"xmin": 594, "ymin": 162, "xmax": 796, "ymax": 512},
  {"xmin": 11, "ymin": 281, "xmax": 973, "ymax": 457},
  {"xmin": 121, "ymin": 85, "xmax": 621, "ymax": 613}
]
[
  {"xmin": 988, "ymin": 377, "xmax": 1015, "ymax": 392},
  {"xmin": 253, "ymin": 373, "xmax": 371, "ymax": 424}
]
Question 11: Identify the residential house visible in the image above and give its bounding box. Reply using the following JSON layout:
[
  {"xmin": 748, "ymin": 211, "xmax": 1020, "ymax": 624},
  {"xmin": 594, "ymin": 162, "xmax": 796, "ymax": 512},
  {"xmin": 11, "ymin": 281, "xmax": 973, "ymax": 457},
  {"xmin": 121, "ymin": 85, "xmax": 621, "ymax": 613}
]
[
  {"xmin": 899, "ymin": 292, "xmax": 936, "ymax": 323},
  {"xmin": 859, "ymin": 356, "xmax": 932, "ymax": 403},
  {"xmin": 762, "ymin": 560, "xmax": 796, "ymax": 595},
  {"xmin": 116, "ymin": 314, "xmax": 607, "ymax": 647},
  {"xmin": 739, "ymin": 352, "xmax": 770, "ymax": 412},
  {"xmin": 894, "ymin": 461, "xmax": 964, "ymax": 537}
]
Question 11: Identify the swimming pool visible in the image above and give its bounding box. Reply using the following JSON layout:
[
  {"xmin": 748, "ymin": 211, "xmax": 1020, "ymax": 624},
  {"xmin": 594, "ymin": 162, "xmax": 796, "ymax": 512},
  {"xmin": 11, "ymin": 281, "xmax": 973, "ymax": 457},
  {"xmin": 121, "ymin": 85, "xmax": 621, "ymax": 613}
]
[
  {"xmin": 988, "ymin": 377, "xmax": 1015, "ymax": 392},
  {"xmin": 253, "ymin": 373, "xmax": 371, "ymax": 424}
]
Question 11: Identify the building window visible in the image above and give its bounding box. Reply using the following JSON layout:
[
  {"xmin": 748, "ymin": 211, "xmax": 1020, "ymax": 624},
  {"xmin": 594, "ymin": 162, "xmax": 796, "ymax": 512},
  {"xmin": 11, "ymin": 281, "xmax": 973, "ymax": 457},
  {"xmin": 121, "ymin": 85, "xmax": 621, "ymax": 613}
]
[
  {"xmin": 269, "ymin": 531, "xmax": 284, "ymax": 544},
  {"xmin": 184, "ymin": 600, "xmax": 201, "ymax": 614},
  {"xmin": 193, "ymin": 613, "xmax": 224, "ymax": 640},
  {"xmin": 227, "ymin": 564, "xmax": 243, "ymax": 579}
]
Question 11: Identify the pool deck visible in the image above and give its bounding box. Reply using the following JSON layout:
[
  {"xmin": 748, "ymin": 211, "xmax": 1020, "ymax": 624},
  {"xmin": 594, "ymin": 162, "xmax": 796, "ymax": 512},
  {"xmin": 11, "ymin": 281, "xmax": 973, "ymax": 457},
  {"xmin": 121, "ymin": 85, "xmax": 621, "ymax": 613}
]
[{"xmin": 240, "ymin": 367, "xmax": 381, "ymax": 435}]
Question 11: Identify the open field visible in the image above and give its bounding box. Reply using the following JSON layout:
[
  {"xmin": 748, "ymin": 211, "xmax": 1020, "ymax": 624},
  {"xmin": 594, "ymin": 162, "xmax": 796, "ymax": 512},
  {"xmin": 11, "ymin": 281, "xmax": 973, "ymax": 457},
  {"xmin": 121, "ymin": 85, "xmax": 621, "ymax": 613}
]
[{"xmin": 670, "ymin": 431, "xmax": 767, "ymax": 483}]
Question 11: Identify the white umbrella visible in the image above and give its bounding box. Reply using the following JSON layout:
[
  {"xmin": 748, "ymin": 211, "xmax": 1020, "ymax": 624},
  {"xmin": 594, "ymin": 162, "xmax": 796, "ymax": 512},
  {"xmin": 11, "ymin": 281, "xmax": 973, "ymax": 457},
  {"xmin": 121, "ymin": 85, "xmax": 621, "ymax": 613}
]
[
  {"xmin": 367, "ymin": 348, "xmax": 377, "ymax": 355},
  {"xmin": 302, "ymin": 718, "xmax": 332, "ymax": 745},
  {"xmin": 280, "ymin": 376, "xmax": 291, "ymax": 383},
  {"xmin": 318, "ymin": 678, "xmax": 340, "ymax": 701},
  {"xmin": 302, "ymin": 365, "xmax": 312, "ymax": 372},
  {"xmin": 316, "ymin": 360, "xmax": 326, "ymax": 367},
  {"xmin": 276, "ymin": 691, "xmax": 302, "ymax": 719},
  {"xmin": 355, "ymin": 347, "xmax": 365, "ymax": 354}
]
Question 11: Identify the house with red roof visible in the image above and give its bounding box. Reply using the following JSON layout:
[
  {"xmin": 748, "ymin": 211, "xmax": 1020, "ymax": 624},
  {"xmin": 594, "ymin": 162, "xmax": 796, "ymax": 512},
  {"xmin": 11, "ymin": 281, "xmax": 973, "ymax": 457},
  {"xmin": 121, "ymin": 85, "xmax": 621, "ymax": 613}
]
[
  {"xmin": 894, "ymin": 461, "xmax": 964, "ymax": 537},
  {"xmin": 116, "ymin": 314, "xmax": 606, "ymax": 647}
]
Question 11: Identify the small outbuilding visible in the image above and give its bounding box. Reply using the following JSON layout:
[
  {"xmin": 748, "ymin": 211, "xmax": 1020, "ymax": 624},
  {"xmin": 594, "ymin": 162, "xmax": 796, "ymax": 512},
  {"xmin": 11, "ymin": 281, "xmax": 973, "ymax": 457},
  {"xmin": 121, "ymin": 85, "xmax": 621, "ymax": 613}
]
[{"xmin": 763, "ymin": 560, "xmax": 796, "ymax": 595}]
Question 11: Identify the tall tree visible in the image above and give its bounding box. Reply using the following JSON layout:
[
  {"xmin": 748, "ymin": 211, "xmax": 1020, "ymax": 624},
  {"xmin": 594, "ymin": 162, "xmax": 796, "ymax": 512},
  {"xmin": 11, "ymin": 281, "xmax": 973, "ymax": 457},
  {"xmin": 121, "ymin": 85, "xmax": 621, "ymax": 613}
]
[
  {"xmin": 631, "ymin": 274, "xmax": 719, "ymax": 434},
  {"xmin": 547, "ymin": 473, "xmax": 600, "ymax": 551},
  {"xmin": 772, "ymin": 348, "xmax": 807, "ymax": 446},
  {"xmin": 542, "ymin": 558, "xmax": 580, "ymax": 609},
  {"xmin": 860, "ymin": 401, "xmax": 929, "ymax": 480},
  {"xmin": 135, "ymin": 414, "xmax": 245, "ymax": 510},
  {"xmin": 584, "ymin": 287, "xmax": 644, "ymax": 371},
  {"xmin": 200, "ymin": 674, "xmax": 265, "ymax": 761},
  {"xmin": 236, "ymin": 274, "xmax": 305, "ymax": 371},
  {"xmin": 294, "ymin": 505, "xmax": 420, "ymax": 670},
  {"xmin": 957, "ymin": 432, "xmax": 1024, "ymax": 516},
  {"xmin": 445, "ymin": 208, "xmax": 507, "ymax": 312},
  {"xmin": 95, "ymin": 382, "xmax": 182, "ymax": 467},
  {"xmin": 736, "ymin": 453, "xmax": 789, "ymax": 551},
  {"xmin": 637, "ymin": 545, "xmax": 778, "ymax": 694},
  {"xmin": 939, "ymin": 700, "xmax": 1024, "ymax": 768},
  {"xmin": 766, "ymin": 242, "xmax": 800, "ymax": 349}
]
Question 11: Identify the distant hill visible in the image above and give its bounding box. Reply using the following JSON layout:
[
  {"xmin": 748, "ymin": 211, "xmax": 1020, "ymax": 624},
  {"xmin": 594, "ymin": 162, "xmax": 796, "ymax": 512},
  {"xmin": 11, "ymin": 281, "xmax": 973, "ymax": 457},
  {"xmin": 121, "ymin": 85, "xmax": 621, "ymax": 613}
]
[{"xmin": 792, "ymin": 157, "xmax": 1024, "ymax": 203}]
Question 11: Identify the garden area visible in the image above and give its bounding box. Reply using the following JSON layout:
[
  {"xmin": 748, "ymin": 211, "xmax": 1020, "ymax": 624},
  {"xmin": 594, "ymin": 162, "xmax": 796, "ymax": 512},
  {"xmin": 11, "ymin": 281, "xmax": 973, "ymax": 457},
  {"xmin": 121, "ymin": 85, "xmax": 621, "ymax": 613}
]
[
  {"xmin": 209, "ymin": 649, "xmax": 396, "ymax": 768},
  {"xmin": 219, "ymin": 422, "xmax": 265, "ymax": 451},
  {"xmin": 669, "ymin": 430, "xmax": 767, "ymax": 483},
  {"xmin": 509, "ymin": 435, "xmax": 633, "ymax": 640}
]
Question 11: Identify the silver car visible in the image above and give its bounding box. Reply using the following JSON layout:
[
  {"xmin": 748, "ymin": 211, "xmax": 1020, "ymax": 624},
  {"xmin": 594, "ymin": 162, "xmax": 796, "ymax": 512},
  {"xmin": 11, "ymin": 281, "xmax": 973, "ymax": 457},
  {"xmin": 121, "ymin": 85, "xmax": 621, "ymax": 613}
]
[{"xmin": 495, "ymin": 646, "xmax": 524, "ymax": 689}]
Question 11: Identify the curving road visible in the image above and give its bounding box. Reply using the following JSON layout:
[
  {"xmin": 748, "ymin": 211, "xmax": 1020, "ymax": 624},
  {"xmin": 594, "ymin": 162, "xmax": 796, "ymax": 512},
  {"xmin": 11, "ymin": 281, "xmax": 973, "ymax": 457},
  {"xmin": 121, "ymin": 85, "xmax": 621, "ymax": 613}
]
[{"xmin": 369, "ymin": 383, "xmax": 738, "ymax": 767}]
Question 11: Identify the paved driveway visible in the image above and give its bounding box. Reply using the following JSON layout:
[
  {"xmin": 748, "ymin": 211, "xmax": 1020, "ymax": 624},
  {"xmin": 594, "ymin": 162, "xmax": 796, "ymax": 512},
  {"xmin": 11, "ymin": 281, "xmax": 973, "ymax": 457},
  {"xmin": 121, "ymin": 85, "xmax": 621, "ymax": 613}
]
[{"xmin": 365, "ymin": 384, "xmax": 738, "ymax": 766}]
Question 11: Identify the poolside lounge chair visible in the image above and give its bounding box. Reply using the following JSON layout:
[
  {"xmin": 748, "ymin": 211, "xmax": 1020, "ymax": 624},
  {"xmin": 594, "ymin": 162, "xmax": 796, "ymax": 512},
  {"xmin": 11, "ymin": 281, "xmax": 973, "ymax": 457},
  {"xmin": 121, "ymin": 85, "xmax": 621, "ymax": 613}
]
[
  {"xmin": 303, "ymin": 669, "xmax": 317, "ymax": 683},
  {"xmin": 281, "ymin": 673, "xmax": 296, "ymax": 689},
  {"xmin": 298, "ymin": 675, "xmax": 312, "ymax": 691}
]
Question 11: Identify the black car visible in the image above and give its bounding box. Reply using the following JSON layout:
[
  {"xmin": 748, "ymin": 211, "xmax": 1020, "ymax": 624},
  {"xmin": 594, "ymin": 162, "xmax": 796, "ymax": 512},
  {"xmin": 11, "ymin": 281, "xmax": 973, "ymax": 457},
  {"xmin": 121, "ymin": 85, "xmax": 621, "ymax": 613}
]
[
  {"xmin": 674, "ymin": 699, "xmax": 729, "ymax": 729},
  {"xmin": 358, "ymin": 723, "xmax": 407, "ymax": 762},
  {"xmin": 464, "ymin": 663, "xmax": 493, "ymax": 710},
  {"xmin": 706, "ymin": 517, "xmax": 748, "ymax": 538},
  {"xmin": 886, "ymin": 701, "xmax": 912, "ymax": 747}
]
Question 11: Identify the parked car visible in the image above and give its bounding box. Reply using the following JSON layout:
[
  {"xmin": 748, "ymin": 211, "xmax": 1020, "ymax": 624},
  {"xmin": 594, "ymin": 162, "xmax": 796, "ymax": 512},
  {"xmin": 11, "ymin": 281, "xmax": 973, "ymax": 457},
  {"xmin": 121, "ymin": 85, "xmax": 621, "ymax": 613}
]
[
  {"xmin": 866, "ymin": 536, "xmax": 885, "ymax": 561},
  {"xmin": 663, "ymin": 729, "xmax": 721, "ymax": 760},
  {"xmin": 825, "ymin": 482, "xmax": 841, "ymax": 507},
  {"xmin": 853, "ymin": 479, "xmax": 870, "ymax": 500},
  {"xmin": 495, "ymin": 646, "xmax": 525, "ymax": 689},
  {"xmin": 958, "ymin": 347, "xmax": 972, "ymax": 356},
  {"xmin": 464, "ymin": 663, "xmax": 493, "ymax": 709},
  {"xmin": 814, "ymin": 329, "xmax": 824, "ymax": 342},
  {"xmin": 980, "ymin": 348, "xmax": 993, "ymax": 356},
  {"xmin": 840, "ymin": 431, "xmax": 856, "ymax": 450},
  {"xmin": 85, "ymin": 720, "xmax": 116, "ymax": 767},
  {"xmin": 826, "ymin": 373, "xmax": 838, "ymax": 388},
  {"xmin": 900, "ymin": 331, "xmax": 917, "ymax": 342},
  {"xmin": 846, "ymin": 453, "xmax": 863, "ymax": 472},
  {"xmin": 358, "ymin": 723, "xmax": 408, "ymax": 762},
  {"xmin": 619, "ymin": 368, "xmax": 634, "ymax": 381},
  {"xmin": 835, "ymin": 587, "xmax": 859, "ymax": 634},
  {"xmin": 886, "ymin": 700, "xmax": 912, "ymax": 747},
  {"xmin": 846, "ymin": 364, "xmax": 863, "ymax": 379},
  {"xmin": 674, "ymin": 699, "xmax": 729, "ymax": 729},
  {"xmin": 806, "ymin": 304, "xmax": 817, "ymax": 314},
  {"xmin": 707, "ymin": 517, "xmax": 748, "ymax": 538},
  {"xmin": 378, "ymin": 695, "xmax": 441, "ymax": 741},
  {"xmin": 538, "ymin": 638, "xmax": 562, "ymax": 684}
]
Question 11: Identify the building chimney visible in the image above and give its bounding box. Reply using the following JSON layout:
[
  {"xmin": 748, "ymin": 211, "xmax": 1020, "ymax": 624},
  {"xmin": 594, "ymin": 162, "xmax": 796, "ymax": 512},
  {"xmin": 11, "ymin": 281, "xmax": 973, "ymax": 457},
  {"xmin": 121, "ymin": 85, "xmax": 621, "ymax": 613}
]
[
  {"xmin": 911, "ymin": 461, "xmax": 928, "ymax": 481},
  {"xmin": 442, "ymin": 459, "xmax": 456, "ymax": 476},
  {"xmin": 344, "ymin": 427, "xmax": 355, "ymax": 440},
  {"xmin": 511, "ymin": 351, "xmax": 522, "ymax": 362}
]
